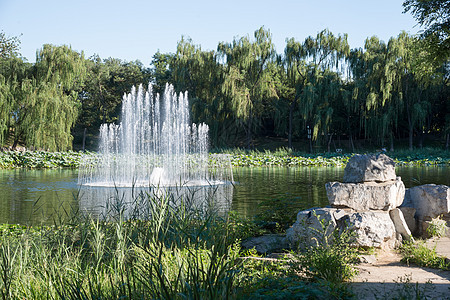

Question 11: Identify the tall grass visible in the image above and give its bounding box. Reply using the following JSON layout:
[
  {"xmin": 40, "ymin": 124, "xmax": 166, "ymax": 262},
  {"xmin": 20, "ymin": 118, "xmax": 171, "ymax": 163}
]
[{"xmin": 0, "ymin": 187, "xmax": 241, "ymax": 299}]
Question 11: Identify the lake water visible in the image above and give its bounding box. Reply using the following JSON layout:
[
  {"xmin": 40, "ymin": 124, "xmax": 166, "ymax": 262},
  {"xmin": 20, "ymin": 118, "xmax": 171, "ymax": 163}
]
[{"xmin": 0, "ymin": 166, "xmax": 449, "ymax": 225}]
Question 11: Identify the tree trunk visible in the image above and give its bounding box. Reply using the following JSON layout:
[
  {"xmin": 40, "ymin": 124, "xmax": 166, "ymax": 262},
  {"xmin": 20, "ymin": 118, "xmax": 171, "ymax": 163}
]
[
  {"xmin": 408, "ymin": 125, "xmax": 414, "ymax": 151},
  {"xmin": 247, "ymin": 110, "xmax": 253, "ymax": 150},
  {"xmin": 419, "ymin": 131, "xmax": 424, "ymax": 149},
  {"xmin": 349, "ymin": 134, "xmax": 355, "ymax": 152},
  {"xmin": 446, "ymin": 133, "xmax": 449, "ymax": 150},
  {"xmin": 327, "ymin": 133, "xmax": 333, "ymax": 153},
  {"xmin": 288, "ymin": 102, "xmax": 293, "ymax": 149},
  {"xmin": 389, "ymin": 131, "xmax": 394, "ymax": 152}
]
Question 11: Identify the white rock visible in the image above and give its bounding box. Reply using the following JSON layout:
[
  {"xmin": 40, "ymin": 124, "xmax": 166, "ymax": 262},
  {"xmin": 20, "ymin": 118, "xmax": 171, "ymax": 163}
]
[
  {"xmin": 286, "ymin": 207, "xmax": 343, "ymax": 248},
  {"xmin": 404, "ymin": 184, "xmax": 450, "ymax": 220},
  {"xmin": 326, "ymin": 177, "xmax": 405, "ymax": 210},
  {"xmin": 286, "ymin": 208, "xmax": 399, "ymax": 249},
  {"xmin": 342, "ymin": 211, "xmax": 397, "ymax": 248},
  {"xmin": 343, "ymin": 153, "xmax": 396, "ymax": 183},
  {"xmin": 389, "ymin": 208, "xmax": 413, "ymax": 241},
  {"xmin": 399, "ymin": 206, "xmax": 417, "ymax": 235}
]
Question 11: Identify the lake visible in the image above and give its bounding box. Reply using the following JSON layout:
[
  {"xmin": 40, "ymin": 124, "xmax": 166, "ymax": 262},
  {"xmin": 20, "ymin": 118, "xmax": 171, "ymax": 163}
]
[{"xmin": 0, "ymin": 166, "xmax": 449, "ymax": 225}]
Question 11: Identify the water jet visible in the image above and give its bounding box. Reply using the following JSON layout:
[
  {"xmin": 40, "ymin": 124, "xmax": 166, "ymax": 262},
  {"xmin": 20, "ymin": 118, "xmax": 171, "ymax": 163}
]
[{"xmin": 78, "ymin": 83, "xmax": 233, "ymax": 187}]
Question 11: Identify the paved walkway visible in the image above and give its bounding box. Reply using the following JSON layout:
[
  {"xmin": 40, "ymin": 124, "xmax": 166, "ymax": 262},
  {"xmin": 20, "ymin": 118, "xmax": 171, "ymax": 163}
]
[
  {"xmin": 350, "ymin": 237, "xmax": 450, "ymax": 299},
  {"xmin": 426, "ymin": 237, "xmax": 450, "ymax": 259}
]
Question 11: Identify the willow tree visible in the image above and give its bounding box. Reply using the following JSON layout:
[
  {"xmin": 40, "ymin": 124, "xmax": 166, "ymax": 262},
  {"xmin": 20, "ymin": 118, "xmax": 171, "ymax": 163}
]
[
  {"xmin": 349, "ymin": 36, "xmax": 398, "ymax": 149},
  {"xmin": 280, "ymin": 30, "xmax": 349, "ymax": 150},
  {"xmin": 276, "ymin": 39, "xmax": 308, "ymax": 149},
  {"xmin": 350, "ymin": 32, "xmax": 441, "ymax": 150},
  {"xmin": 11, "ymin": 44, "xmax": 87, "ymax": 150},
  {"xmin": 387, "ymin": 33, "xmax": 433, "ymax": 150},
  {"xmin": 403, "ymin": 0, "xmax": 450, "ymax": 62},
  {"xmin": 218, "ymin": 27, "xmax": 277, "ymax": 148},
  {"xmin": 0, "ymin": 56, "xmax": 31, "ymax": 147},
  {"xmin": 170, "ymin": 38, "xmax": 233, "ymax": 146},
  {"xmin": 172, "ymin": 38, "xmax": 230, "ymax": 145}
]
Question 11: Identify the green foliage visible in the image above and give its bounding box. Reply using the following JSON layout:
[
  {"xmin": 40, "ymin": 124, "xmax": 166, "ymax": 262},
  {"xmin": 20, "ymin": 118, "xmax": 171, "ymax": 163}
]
[
  {"xmin": 0, "ymin": 149, "xmax": 448, "ymax": 169},
  {"xmin": 400, "ymin": 240, "xmax": 450, "ymax": 270},
  {"xmin": 291, "ymin": 213, "xmax": 359, "ymax": 284},
  {"xmin": 1, "ymin": 28, "xmax": 449, "ymax": 151},
  {"xmin": 218, "ymin": 27, "xmax": 278, "ymax": 148},
  {"xmin": 0, "ymin": 190, "xmax": 242, "ymax": 299},
  {"xmin": 77, "ymin": 56, "xmax": 152, "ymax": 133},
  {"xmin": 237, "ymin": 257, "xmax": 326, "ymax": 299},
  {"xmin": 0, "ymin": 44, "xmax": 87, "ymax": 151},
  {"xmin": 0, "ymin": 150, "xmax": 88, "ymax": 168},
  {"xmin": 0, "ymin": 31, "xmax": 21, "ymax": 59},
  {"xmin": 426, "ymin": 216, "xmax": 447, "ymax": 238},
  {"xmin": 403, "ymin": 0, "xmax": 450, "ymax": 61},
  {"xmin": 225, "ymin": 210, "xmax": 262, "ymax": 241}
]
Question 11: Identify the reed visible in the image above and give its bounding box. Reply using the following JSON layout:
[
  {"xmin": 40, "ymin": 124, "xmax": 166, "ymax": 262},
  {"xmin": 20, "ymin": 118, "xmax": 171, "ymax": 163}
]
[{"xmin": 0, "ymin": 187, "xmax": 241, "ymax": 299}]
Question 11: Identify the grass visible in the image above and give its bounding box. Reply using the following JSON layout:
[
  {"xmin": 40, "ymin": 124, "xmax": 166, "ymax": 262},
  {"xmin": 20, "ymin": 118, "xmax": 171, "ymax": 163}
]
[
  {"xmin": 400, "ymin": 240, "xmax": 450, "ymax": 271},
  {"xmin": 0, "ymin": 189, "xmax": 241, "ymax": 299}
]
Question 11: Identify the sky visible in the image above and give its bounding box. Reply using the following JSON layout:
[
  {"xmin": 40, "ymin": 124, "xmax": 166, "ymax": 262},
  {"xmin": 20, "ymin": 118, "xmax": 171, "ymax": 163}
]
[{"xmin": 0, "ymin": 0, "xmax": 421, "ymax": 66}]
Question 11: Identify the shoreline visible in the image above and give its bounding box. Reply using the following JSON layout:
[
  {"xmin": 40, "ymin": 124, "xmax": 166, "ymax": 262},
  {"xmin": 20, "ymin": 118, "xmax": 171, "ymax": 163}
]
[{"xmin": 0, "ymin": 149, "xmax": 449, "ymax": 169}]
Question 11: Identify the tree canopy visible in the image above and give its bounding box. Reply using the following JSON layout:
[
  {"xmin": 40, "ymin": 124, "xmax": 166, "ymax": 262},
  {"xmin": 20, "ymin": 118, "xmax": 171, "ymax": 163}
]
[
  {"xmin": 0, "ymin": 26, "xmax": 448, "ymax": 152},
  {"xmin": 403, "ymin": 0, "xmax": 450, "ymax": 61}
]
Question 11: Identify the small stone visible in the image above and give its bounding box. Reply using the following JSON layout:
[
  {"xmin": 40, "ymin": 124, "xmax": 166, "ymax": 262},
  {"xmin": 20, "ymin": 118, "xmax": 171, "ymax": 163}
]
[{"xmin": 359, "ymin": 254, "xmax": 377, "ymax": 264}]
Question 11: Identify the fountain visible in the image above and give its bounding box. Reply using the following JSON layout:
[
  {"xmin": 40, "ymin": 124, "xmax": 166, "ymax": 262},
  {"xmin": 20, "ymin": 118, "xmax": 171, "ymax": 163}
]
[
  {"xmin": 77, "ymin": 83, "xmax": 233, "ymax": 217},
  {"xmin": 78, "ymin": 83, "xmax": 232, "ymax": 187}
]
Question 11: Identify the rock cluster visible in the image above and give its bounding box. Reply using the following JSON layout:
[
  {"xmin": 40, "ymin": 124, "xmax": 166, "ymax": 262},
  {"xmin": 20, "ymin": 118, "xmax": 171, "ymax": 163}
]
[
  {"xmin": 243, "ymin": 153, "xmax": 449, "ymax": 253},
  {"xmin": 287, "ymin": 154, "xmax": 408, "ymax": 249}
]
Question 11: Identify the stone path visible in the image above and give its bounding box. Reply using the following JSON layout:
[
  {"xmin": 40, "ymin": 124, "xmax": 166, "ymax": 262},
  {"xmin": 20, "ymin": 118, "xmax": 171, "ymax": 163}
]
[{"xmin": 350, "ymin": 237, "xmax": 450, "ymax": 299}]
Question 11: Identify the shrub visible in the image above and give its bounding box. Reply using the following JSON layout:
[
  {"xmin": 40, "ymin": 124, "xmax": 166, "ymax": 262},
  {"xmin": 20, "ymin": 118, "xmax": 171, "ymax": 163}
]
[
  {"xmin": 426, "ymin": 216, "xmax": 447, "ymax": 238},
  {"xmin": 290, "ymin": 213, "xmax": 359, "ymax": 284}
]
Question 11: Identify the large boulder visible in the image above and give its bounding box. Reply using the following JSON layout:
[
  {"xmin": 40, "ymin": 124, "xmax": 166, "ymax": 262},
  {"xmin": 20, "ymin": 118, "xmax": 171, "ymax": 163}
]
[
  {"xmin": 326, "ymin": 177, "xmax": 405, "ymax": 211},
  {"xmin": 403, "ymin": 184, "xmax": 450, "ymax": 220},
  {"xmin": 286, "ymin": 207, "xmax": 346, "ymax": 248},
  {"xmin": 342, "ymin": 211, "xmax": 398, "ymax": 248},
  {"xmin": 343, "ymin": 154, "xmax": 396, "ymax": 183},
  {"xmin": 286, "ymin": 207, "xmax": 399, "ymax": 249}
]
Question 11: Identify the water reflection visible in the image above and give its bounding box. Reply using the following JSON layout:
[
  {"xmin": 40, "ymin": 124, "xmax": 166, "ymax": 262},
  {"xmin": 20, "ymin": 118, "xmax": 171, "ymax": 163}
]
[
  {"xmin": 0, "ymin": 169, "xmax": 79, "ymax": 225},
  {"xmin": 232, "ymin": 167, "xmax": 344, "ymax": 216}
]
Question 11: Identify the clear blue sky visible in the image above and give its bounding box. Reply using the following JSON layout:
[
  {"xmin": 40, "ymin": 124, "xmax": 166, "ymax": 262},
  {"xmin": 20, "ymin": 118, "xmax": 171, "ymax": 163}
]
[{"xmin": 0, "ymin": 0, "xmax": 420, "ymax": 65}]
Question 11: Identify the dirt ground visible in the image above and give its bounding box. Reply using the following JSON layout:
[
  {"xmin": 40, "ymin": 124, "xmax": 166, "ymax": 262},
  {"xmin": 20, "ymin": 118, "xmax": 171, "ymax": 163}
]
[{"xmin": 350, "ymin": 237, "xmax": 450, "ymax": 299}]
